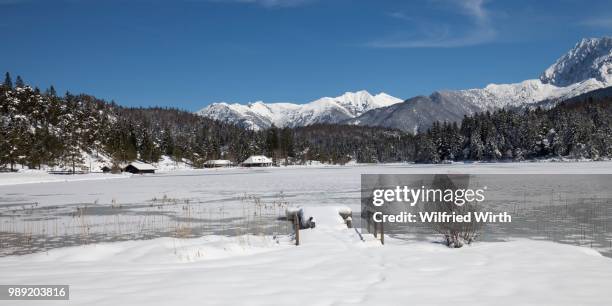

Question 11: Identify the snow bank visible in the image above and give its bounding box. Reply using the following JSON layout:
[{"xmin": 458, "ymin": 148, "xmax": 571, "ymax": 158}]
[
  {"xmin": 1, "ymin": 234, "xmax": 610, "ymax": 306},
  {"xmin": 153, "ymin": 155, "xmax": 194, "ymax": 172},
  {"xmin": 18, "ymin": 235, "xmax": 285, "ymax": 264},
  {"xmin": 1, "ymin": 162, "xmax": 612, "ymax": 305}
]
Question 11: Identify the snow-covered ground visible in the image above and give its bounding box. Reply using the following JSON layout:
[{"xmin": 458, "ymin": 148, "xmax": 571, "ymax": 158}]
[
  {"xmin": 0, "ymin": 154, "xmax": 195, "ymax": 186},
  {"xmin": 3, "ymin": 160, "xmax": 611, "ymax": 196},
  {"xmin": 1, "ymin": 162, "xmax": 612, "ymax": 305},
  {"xmin": 0, "ymin": 170, "xmax": 130, "ymax": 186},
  {"xmin": 1, "ymin": 206, "xmax": 611, "ymax": 305}
]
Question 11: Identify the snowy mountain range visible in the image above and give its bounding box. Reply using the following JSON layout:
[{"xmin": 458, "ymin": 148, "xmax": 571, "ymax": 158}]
[
  {"xmin": 197, "ymin": 37, "xmax": 612, "ymax": 132},
  {"xmin": 346, "ymin": 37, "xmax": 612, "ymax": 132},
  {"xmin": 197, "ymin": 91, "xmax": 402, "ymax": 130}
]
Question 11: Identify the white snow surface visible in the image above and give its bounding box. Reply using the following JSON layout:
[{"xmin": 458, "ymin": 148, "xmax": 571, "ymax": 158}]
[
  {"xmin": 0, "ymin": 170, "xmax": 130, "ymax": 186},
  {"xmin": 2, "ymin": 162, "xmax": 612, "ymax": 305},
  {"xmin": 151, "ymin": 155, "xmax": 193, "ymax": 172},
  {"xmin": 541, "ymin": 37, "xmax": 612, "ymax": 86},
  {"xmin": 1, "ymin": 205, "xmax": 611, "ymax": 305},
  {"xmin": 197, "ymin": 90, "xmax": 403, "ymax": 130},
  {"xmin": 438, "ymin": 77, "xmax": 610, "ymax": 110},
  {"xmin": 0, "ymin": 155, "xmax": 191, "ymax": 185}
]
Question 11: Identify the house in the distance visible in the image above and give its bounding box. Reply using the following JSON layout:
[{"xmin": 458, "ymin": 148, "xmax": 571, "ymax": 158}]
[
  {"xmin": 123, "ymin": 161, "xmax": 157, "ymax": 174},
  {"xmin": 100, "ymin": 164, "xmax": 124, "ymax": 174},
  {"xmin": 204, "ymin": 159, "xmax": 233, "ymax": 168},
  {"xmin": 242, "ymin": 155, "xmax": 273, "ymax": 167}
]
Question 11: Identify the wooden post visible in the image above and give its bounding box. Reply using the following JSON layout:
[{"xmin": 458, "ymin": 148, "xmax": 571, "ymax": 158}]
[
  {"xmin": 373, "ymin": 218, "xmax": 378, "ymax": 238},
  {"xmin": 294, "ymin": 213, "xmax": 300, "ymax": 246},
  {"xmin": 380, "ymin": 221, "xmax": 384, "ymax": 245}
]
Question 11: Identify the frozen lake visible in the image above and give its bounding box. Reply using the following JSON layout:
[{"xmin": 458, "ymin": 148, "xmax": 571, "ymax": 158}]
[{"xmin": 1, "ymin": 162, "xmax": 612, "ymax": 256}]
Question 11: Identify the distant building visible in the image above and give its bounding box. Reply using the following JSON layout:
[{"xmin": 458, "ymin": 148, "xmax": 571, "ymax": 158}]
[
  {"xmin": 242, "ymin": 155, "xmax": 273, "ymax": 167},
  {"xmin": 123, "ymin": 161, "xmax": 157, "ymax": 174},
  {"xmin": 204, "ymin": 159, "xmax": 233, "ymax": 168},
  {"xmin": 101, "ymin": 164, "xmax": 123, "ymax": 173}
]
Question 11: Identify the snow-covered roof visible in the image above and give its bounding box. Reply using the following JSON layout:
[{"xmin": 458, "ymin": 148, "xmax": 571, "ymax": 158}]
[
  {"xmin": 242, "ymin": 155, "xmax": 272, "ymax": 164},
  {"xmin": 127, "ymin": 161, "xmax": 157, "ymax": 170},
  {"xmin": 205, "ymin": 159, "xmax": 232, "ymax": 165}
]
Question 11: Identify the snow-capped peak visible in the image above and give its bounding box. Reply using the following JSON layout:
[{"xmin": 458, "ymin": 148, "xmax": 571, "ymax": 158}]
[
  {"xmin": 540, "ymin": 37, "xmax": 612, "ymax": 87},
  {"xmin": 196, "ymin": 91, "xmax": 403, "ymax": 130},
  {"xmin": 375, "ymin": 92, "xmax": 404, "ymax": 104},
  {"xmin": 311, "ymin": 90, "xmax": 402, "ymax": 116},
  {"xmin": 345, "ymin": 37, "xmax": 612, "ymax": 132},
  {"xmin": 199, "ymin": 37, "xmax": 612, "ymax": 132}
]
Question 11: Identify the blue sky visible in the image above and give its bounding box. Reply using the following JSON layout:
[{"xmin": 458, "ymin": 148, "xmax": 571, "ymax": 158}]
[{"xmin": 1, "ymin": 0, "xmax": 611, "ymax": 110}]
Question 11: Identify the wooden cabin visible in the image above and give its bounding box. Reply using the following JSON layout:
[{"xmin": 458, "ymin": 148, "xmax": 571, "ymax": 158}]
[
  {"xmin": 123, "ymin": 161, "xmax": 157, "ymax": 174},
  {"xmin": 204, "ymin": 160, "xmax": 233, "ymax": 168},
  {"xmin": 242, "ymin": 155, "xmax": 273, "ymax": 167}
]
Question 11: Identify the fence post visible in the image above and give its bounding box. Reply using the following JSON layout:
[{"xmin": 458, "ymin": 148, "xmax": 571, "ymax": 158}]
[
  {"xmin": 294, "ymin": 213, "xmax": 300, "ymax": 246},
  {"xmin": 373, "ymin": 217, "xmax": 378, "ymax": 238},
  {"xmin": 380, "ymin": 221, "xmax": 384, "ymax": 245}
]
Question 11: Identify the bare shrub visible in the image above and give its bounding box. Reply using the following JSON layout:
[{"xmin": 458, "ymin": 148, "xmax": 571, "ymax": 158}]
[{"xmin": 426, "ymin": 174, "xmax": 483, "ymax": 248}]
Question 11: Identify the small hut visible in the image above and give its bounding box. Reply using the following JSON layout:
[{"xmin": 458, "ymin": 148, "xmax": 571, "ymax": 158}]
[
  {"xmin": 242, "ymin": 155, "xmax": 273, "ymax": 167},
  {"xmin": 204, "ymin": 160, "xmax": 233, "ymax": 168},
  {"xmin": 123, "ymin": 161, "xmax": 157, "ymax": 174}
]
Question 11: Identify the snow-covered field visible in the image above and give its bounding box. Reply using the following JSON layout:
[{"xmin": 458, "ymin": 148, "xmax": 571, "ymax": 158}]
[
  {"xmin": 1, "ymin": 162, "xmax": 612, "ymax": 305},
  {"xmin": 3, "ymin": 160, "xmax": 611, "ymax": 202},
  {"xmin": 0, "ymin": 155, "xmax": 192, "ymax": 186},
  {"xmin": 0, "ymin": 170, "xmax": 130, "ymax": 186},
  {"xmin": 1, "ymin": 206, "xmax": 611, "ymax": 306}
]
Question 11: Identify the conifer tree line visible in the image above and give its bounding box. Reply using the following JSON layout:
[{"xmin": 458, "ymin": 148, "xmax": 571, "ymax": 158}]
[
  {"xmin": 0, "ymin": 73, "xmax": 263, "ymax": 170},
  {"xmin": 1, "ymin": 72, "xmax": 611, "ymax": 171},
  {"xmin": 273, "ymin": 95, "xmax": 611, "ymax": 164},
  {"xmin": 413, "ymin": 99, "xmax": 611, "ymax": 163}
]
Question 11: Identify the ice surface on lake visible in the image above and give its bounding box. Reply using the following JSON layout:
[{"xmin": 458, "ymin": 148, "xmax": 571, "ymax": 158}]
[{"xmin": 1, "ymin": 162, "xmax": 612, "ymax": 256}]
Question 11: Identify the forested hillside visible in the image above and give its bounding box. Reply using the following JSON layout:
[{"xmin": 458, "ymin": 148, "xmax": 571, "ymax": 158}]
[
  {"xmin": 0, "ymin": 73, "xmax": 264, "ymax": 170},
  {"xmin": 415, "ymin": 97, "xmax": 612, "ymax": 163},
  {"xmin": 1, "ymin": 72, "xmax": 611, "ymax": 171}
]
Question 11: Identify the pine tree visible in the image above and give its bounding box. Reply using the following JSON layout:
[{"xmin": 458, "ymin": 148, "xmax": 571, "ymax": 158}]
[
  {"xmin": 2, "ymin": 72, "xmax": 12, "ymax": 89},
  {"xmin": 266, "ymin": 125, "xmax": 280, "ymax": 163},
  {"xmin": 280, "ymin": 127, "xmax": 294, "ymax": 164},
  {"xmin": 45, "ymin": 85, "xmax": 57, "ymax": 97},
  {"xmin": 15, "ymin": 75, "xmax": 25, "ymax": 88},
  {"xmin": 468, "ymin": 131, "xmax": 485, "ymax": 160}
]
